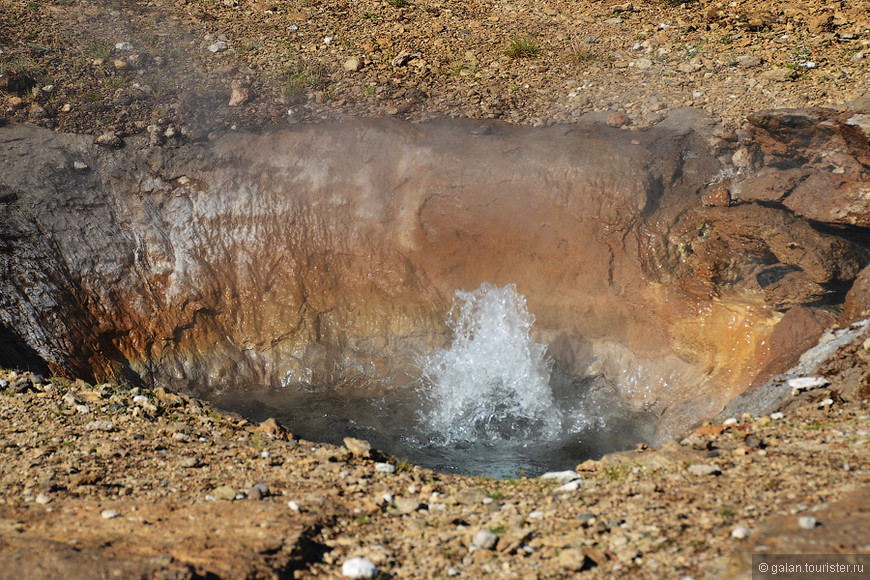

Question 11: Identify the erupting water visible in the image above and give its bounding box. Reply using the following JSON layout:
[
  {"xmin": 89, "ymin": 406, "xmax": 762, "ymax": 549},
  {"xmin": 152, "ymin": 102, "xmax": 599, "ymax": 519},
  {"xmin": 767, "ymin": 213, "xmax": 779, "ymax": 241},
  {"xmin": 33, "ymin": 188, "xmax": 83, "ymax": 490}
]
[
  {"xmin": 211, "ymin": 283, "xmax": 654, "ymax": 478},
  {"xmin": 420, "ymin": 283, "xmax": 563, "ymax": 444}
]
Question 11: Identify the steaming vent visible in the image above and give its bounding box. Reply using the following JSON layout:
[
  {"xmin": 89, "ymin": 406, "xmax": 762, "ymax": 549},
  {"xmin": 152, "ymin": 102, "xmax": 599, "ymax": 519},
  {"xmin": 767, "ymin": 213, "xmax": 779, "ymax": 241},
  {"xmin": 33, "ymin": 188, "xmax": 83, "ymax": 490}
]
[{"xmin": 421, "ymin": 283, "xmax": 563, "ymax": 444}]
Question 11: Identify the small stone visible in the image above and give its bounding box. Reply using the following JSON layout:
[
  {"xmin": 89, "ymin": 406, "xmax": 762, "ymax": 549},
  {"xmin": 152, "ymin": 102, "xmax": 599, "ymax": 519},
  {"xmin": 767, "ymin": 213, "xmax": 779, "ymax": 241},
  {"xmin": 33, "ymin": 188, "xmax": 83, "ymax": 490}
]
[
  {"xmin": 731, "ymin": 525, "xmax": 750, "ymax": 539},
  {"xmin": 115, "ymin": 42, "xmax": 133, "ymax": 51},
  {"xmin": 252, "ymin": 483, "xmax": 269, "ymax": 497},
  {"xmin": 761, "ymin": 68, "xmax": 797, "ymax": 82},
  {"xmin": 35, "ymin": 493, "xmax": 52, "ymax": 505},
  {"xmin": 392, "ymin": 497, "xmax": 422, "ymax": 514},
  {"xmin": 736, "ymin": 55, "xmax": 762, "ymax": 68},
  {"xmin": 700, "ymin": 186, "xmax": 730, "ymax": 207},
  {"xmin": 208, "ymin": 41, "xmax": 228, "ymax": 53},
  {"xmin": 770, "ymin": 412, "xmax": 785, "ymax": 420},
  {"xmin": 73, "ymin": 161, "xmax": 89, "ymax": 171},
  {"xmin": 343, "ymin": 437, "xmax": 372, "ymax": 458},
  {"xmin": 556, "ymin": 547, "xmax": 590, "ymax": 570},
  {"xmin": 288, "ymin": 501, "xmax": 301, "ymax": 512},
  {"xmin": 101, "ymin": 509, "xmax": 120, "ymax": 519},
  {"xmin": 85, "ymin": 420, "xmax": 114, "ymax": 432},
  {"xmin": 341, "ymin": 557, "xmax": 378, "ymax": 579},
  {"xmin": 687, "ymin": 463, "xmax": 721, "ymax": 476},
  {"xmin": 635, "ymin": 58, "xmax": 653, "ymax": 70},
  {"xmin": 228, "ymin": 86, "xmax": 249, "ymax": 106},
  {"xmin": 788, "ymin": 376, "xmax": 828, "ymax": 392},
  {"xmin": 723, "ymin": 417, "xmax": 738, "ymax": 426},
  {"xmin": 95, "ymin": 132, "xmax": 123, "ymax": 148},
  {"xmin": 113, "ymin": 59, "xmax": 128, "ymax": 70},
  {"xmin": 178, "ymin": 456, "xmax": 202, "ymax": 468},
  {"xmin": 375, "ymin": 462, "xmax": 395, "ymax": 474},
  {"xmin": 607, "ymin": 112, "xmax": 630, "ymax": 128},
  {"xmin": 798, "ymin": 516, "xmax": 817, "ymax": 530},
  {"xmin": 540, "ymin": 470, "xmax": 581, "ymax": 484},
  {"xmin": 391, "ymin": 51, "xmax": 411, "ymax": 67},
  {"xmin": 213, "ymin": 485, "xmax": 236, "ymax": 501},
  {"xmin": 555, "ymin": 479, "xmax": 583, "ymax": 492},
  {"xmin": 471, "ymin": 529, "xmax": 498, "ymax": 550},
  {"xmin": 343, "ymin": 57, "xmax": 363, "ymax": 72}
]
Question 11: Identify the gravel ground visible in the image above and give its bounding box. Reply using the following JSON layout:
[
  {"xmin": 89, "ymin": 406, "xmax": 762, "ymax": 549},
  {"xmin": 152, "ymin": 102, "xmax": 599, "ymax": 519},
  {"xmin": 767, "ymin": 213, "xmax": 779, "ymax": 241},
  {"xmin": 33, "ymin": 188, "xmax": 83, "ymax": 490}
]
[
  {"xmin": 1, "ymin": 0, "xmax": 869, "ymax": 139},
  {"xmin": 0, "ymin": 367, "xmax": 869, "ymax": 579}
]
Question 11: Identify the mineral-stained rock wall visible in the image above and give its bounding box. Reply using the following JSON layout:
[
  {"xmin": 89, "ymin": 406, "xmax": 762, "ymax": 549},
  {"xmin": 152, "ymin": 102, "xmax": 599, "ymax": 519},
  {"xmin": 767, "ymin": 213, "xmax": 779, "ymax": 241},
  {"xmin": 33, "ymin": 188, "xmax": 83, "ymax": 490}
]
[{"xmin": 1, "ymin": 108, "xmax": 867, "ymax": 440}]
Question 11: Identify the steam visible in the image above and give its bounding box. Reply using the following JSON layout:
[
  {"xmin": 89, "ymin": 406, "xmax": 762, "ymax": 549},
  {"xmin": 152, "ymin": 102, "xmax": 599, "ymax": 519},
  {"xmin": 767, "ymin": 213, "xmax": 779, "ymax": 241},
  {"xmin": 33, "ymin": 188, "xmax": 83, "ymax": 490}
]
[{"xmin": 420, "ymin": 283, "xmax": 563, "ymax": 443}]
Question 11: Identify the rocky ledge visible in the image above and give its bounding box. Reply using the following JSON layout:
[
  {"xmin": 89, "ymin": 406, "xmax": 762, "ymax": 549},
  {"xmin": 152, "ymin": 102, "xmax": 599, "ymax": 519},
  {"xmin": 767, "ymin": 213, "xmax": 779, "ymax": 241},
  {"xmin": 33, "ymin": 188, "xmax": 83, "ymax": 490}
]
[{"xmin": 1, "ymin": 322, "xmax": 869, "ymax": 580}]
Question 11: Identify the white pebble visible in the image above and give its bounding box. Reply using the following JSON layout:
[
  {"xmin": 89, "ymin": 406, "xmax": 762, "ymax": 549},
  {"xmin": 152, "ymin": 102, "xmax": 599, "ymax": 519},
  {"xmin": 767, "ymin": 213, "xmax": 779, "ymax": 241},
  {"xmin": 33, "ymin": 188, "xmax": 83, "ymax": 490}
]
[
  {"xmin": 101, "ymin": 509, "xmax": 120, "ymax": 519},
  {"xmin": 375, "ymin": 462, "xmax": 395, "ymax": 474},
  {"xmin": 260, "ymin": 450, "xmax": 271, "ymax": 458},
  {"xmin": 288, "ymin": 501, "xmax": 301, "ymax": 512},
  {"xmin": 555, "ymin": 480, "xmax": 583, "ymax": 493},
  {"xmin": 115, "ymin": 42, "xmax": 133, "ymax": 51},
  {"xmin": 798, "ymin": 516, "xmax": 817, "ymax": 529},
  {"xmin": 35, "ymin": 493, "xmax": 52, "ymax": 505},
  {"xmin": 723, "ymin": 417, "xmax": 738, "ymax": 426},
  {"xmin": 341, "ymin": 557, "xmax": 378, "ymax": 579},
  {"xmin": 731, "ymin": 525, "xmax": 750, "ymax": 539},
  {"xmin": 208, "ymin": 41, "xmax": 228, "ymax": 53},
  {"xmin": 540, "ymin": 470, "xmax": 581, "ymax": 484},
  {"xmin": 770, "ymin": 412, "xmax": 785, "ymax": 420}
]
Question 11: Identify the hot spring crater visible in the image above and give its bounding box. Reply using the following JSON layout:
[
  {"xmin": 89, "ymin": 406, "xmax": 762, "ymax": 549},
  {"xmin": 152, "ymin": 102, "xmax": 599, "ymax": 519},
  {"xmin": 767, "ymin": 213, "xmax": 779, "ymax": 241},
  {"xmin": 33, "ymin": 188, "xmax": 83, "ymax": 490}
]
[{"xmin": 2, "ymin": 107, "xmax": 870, "ymax": 476}]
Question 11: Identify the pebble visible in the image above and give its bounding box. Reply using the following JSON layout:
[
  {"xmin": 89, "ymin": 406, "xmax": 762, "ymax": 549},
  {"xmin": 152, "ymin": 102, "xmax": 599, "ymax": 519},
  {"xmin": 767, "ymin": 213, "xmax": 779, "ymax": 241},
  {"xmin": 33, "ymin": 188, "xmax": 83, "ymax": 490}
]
[
  {"xmin": 343, "ymin": 57, "xmax": 363, "ymax": 72},
  {"xmin": 35, "ymin": 493, "xmax": 52, "ymax": 505},
  {"xmin": 288, "ymin": 501, "xmax": 301, "ymax": 512},
  {"xmin": 722, "ymin": 417, "xmax": 738, "ymax": 426},
  {"xmin": 341, "ymin": 557, "xmax": 378, "ymax": 579},
  {"xmin": 540, "ymin": 470, "xmax": 581, "ymax": 484},
  {"xmin": 213, "ymin": 485, "xmax": 237, "ymax": 501},
  {"xmin": 343, "ymin": 437, "xmax": 372, "ymax": 458},
  {"xmin": 471, "ymin": 529, "xmax": 498, "ymax": 550},
  {"xmin": 73, "ymin": 161, "xmax": 89, "ymax": 171},
  {"xmin": 374, "ymin": 462, "xmax": 395, "ymax": 474},
  {"xmin": 687, "ymin": 463, "xmax": 720, "ymax": 476},
  {"xmin": 114, "ymin": 42, "xmax": 133, "ymax": 51},
  {"xmin": 555, "ymin": 479, "xmax": 584, "ymax": 493},
  {"xmin": 798, "ymin": 516, "xmax": 817, "ymax": 530},
  {"xmin": 208, "ymin": 41, "xmax": 228, "ymax": 53},
  {"xmin": 788, "ymin": 376, "xmax": 828, "ymax": 391},
  {"xmin": 101, "ymin": 509, "xmax": 120, "ymax": 519},
  {"xmin": 393, "ymin": 497, "xmax": 422, "ymax": 514},
  {"xmin": 770, "ymin": 412, "xmax": 785, "ymax": 420},
  {"xmin": 731, "ymin": 525, "xmax": 750, "ymax": 539},
  {"xmin": 85, "ymin": 420, "xmax": 114, "ymax": 432}
]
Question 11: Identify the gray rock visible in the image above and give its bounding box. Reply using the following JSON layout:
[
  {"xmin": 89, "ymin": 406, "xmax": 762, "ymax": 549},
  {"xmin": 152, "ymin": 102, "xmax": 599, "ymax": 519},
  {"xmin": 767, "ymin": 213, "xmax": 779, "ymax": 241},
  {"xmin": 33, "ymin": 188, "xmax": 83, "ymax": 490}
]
[
  {"xmin": 392, "ymin": 496, "xmax": 421, "ymax": 513},
  {"xmin": 208, "ymin": 41, "xmax": 228, "ymax": 53},
  {"xmin": 374, "ymin": 462, "xmax": 395, "ymax": 474},
  {"xmin": 736, "ymin": 55, "xmax": 762, "ymax": 68},
  {"xmin": 85, "ymin": 420, "xmax": 114, "ymax": 432},
  {"xmin": 101, "ymin": 509, "xmax": 120, "ymax": 519},
  {"xmin": 761, "ymin": 68, "xmax": 797, "ymax": 82}
]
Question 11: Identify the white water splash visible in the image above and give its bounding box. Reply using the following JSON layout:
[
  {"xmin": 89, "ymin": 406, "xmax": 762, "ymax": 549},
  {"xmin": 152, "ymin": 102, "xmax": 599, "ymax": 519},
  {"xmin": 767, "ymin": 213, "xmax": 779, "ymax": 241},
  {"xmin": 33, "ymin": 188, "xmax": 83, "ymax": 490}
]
[{"xmin": 421, "ymin": 283, "xmax": 563, "ymax": 444}]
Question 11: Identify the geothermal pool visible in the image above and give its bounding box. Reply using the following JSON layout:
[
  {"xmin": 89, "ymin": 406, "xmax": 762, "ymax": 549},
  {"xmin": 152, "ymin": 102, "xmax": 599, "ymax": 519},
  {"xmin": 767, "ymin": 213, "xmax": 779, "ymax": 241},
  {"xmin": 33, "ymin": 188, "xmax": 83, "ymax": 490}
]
[{"xmin": 211, "ymin": 284, "xmax": 653, "ymax": 478}]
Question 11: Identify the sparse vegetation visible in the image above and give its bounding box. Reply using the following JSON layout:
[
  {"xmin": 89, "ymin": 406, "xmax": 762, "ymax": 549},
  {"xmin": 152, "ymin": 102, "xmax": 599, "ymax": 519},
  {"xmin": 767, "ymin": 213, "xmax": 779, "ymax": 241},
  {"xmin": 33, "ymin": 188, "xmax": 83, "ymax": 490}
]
[{"xmin": 506, "ymin": 36, "xmax": 540, "ymax": 59}]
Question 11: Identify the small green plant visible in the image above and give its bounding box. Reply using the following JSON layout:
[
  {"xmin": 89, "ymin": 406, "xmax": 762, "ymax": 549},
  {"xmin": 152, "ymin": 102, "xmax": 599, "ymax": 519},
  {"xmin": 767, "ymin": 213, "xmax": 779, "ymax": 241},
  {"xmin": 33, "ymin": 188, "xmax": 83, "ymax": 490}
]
[
  {"xmin": 486, "ymin": 488, "xmax": 504, "ymax": 500},
  {"xmin": 604, "ymin": 466, "xmax": 622, "ymax": 481},
  {"xmin": 719, "ymin": 507, "xmax": 735, "ymax": 517},
  {"xmin": 27, "ymin": 2, "xmax": 41, "ymax": 11},
  {"xmin": 506, "ymin": 36, "xmax": 540, "ymax": 59},
  {"xmin": 362, "ymin": 12, "xmax": 381, "ymax": 18},
  {"xmin": 354, "ymin": 514, "xmax": 372, "ymax": 525},
  {"xmin": 396, "ymin": 457, "xmax": 412, "ymax": 473},
  {"xmin": 88, "ymin": 42, "xmax": 112, "ymax": 60},
  {"xmin": 387, "ymin": 0, "xmax": 409, "ymax": 7},
  {"xmin": 489, "ymin": 524, "xmax": 508, "ymax": 535},
  {"xmin": 363, "ymin": 85, "xmax": 376, "ymax": 95}
]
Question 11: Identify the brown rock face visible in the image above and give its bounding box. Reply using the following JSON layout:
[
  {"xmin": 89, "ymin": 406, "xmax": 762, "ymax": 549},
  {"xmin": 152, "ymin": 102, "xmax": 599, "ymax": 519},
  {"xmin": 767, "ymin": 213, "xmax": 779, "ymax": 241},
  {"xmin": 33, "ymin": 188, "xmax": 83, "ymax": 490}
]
[{"xmin": 0, "ymin": 111, "xmax": 867, "ymax": 441}]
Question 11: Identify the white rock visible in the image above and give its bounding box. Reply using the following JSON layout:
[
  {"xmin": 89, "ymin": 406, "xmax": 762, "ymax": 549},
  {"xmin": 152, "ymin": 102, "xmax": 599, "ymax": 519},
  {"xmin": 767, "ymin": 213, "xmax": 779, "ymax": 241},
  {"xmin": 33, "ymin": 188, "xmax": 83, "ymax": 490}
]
[
  {"xmin": 115, "ymin": 42, "xmax": 133, "ymax": 51},
  {"xmin": 687, "ymin": 463, "xmax": 720, "ymax": 476},
  {"xmin": 101, "ymin": 509, "xmax": 120, "ymax": 519},
  {"xmin": 787, "ymin": 376, "xmax": 828, "ymax": 391},
  {"xmin": 770, "ymin": 412, "xmax": 785, "ymax": 420},
  {"xmin": 540, "ymin": 470, "xmax": 580, "ymax": 484},
  {"xmin": 555, "ymin": 480, "xmax": 584, "ymax": 493},
  {"xmin": 343, "ymin": 57, "xmax": 363, "ymax": 72},
  {"xmin": 375, "ymin": 462, "xmax": 395, "ymax": 474},
  {"xmin": 471, "ymin": 529, "xmax": 498, "ymax": 550},
  {"xmin": 341, "ymin": 557, "xmax": 378, "ymax": 579},
  {"xmin": 798, "ymin": 516, "xmax": 817, "ymax": 529},
  {"xmin": 35, "ymin": 493, "xmax": 52, "ymax": 505},
  {"xmin": 287, "ymin": 501, "xmax": 301, "ymax": 512},
  {"xmin": 723, "ymin": 417, "xmax": 738, "ymax": 426},
  {"xmin": 73, "ymin": 161, "xmax": 88, "ymax": 171},
  {"xmin": 731, "ymin": 525, "xmax": 750, "ymax": 539},
  {"xmin": 208, "ymin": 41, "xmax": 228, "ymax": 53},
  {"xmin": 85, "ymin": 420, "xmax": 114, "ymax": 432},
  {"xmin": 133, "ymin": 395, "xmax": 149, "ymax": 404}
]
